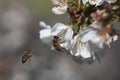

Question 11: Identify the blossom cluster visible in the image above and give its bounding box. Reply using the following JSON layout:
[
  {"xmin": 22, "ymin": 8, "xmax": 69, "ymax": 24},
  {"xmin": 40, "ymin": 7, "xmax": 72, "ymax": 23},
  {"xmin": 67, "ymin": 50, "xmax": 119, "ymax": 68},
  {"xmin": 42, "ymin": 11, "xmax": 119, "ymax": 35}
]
[{"xmin": 39, "ymin": 0, "xmax": 120, "ymax": 63}]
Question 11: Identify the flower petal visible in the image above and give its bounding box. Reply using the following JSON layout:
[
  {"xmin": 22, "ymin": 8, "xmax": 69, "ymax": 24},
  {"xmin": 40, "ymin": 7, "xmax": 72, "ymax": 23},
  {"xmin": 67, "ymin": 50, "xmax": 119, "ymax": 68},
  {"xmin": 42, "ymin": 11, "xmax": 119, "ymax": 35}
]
[
  {"xmin": 82, "ymin": 0, "xmax": 88, "ymax": 4},
  {"xmin": 70, "ymin": 34, "xmax": 80, "ymax": 56},
  {"xmin": 59, "ymin": 41, "xmax": 72, "ymax": 50},
  {"xmin": 80, "ymin": 28, "xmax": 105, "ymax": 48},
  {"xmin": 88, "ymin": 0, "xmax": 104, "ymax": 6},
  {"xmin": 52, "ymin": 6, "xmax": 67, "ymax": 15},
  {"xmin": 80, "ymin": 42, "xmax": 93, "ymax": 58},
  {"xmin": 90, "ymin": 35, "xmax": 104, "ymax": 48},
  {"xmin": 95, "ymin": 0, "xmax": 104, "ymax": 6},
  {"xmin": 39, "ymin": 29, "xmax": 52, "ymax": 44},
  {"xmin": 51, "ymin": 23, "xmax": 68, "ymax": 36},
  {"xmin": 89, "ymin": 0, "xmax": 96, "ymax": 5},
  {"xmin": 51, "ymin": 0, "xmax": 60, "ymax": 5},
  {"xmin": 39, "ymin": 21, "xmax": 51, "ymax": 29},
  {"xmin": 106, "ymin": 0, "xmax": 117, "ymax": 4},
  {"xmin": 64, "ymin": 27, "xmax": 73, "ymax": 41},
  {"xmin": 113, "ymin": 35, "xmax": 118, "ymax": 41},
  {"xmin": 80, "ymin": 28, "xmax": 97, "ymax": 42},
  {"xmin": 106, "ymin": 37, "xmax": 112, "ymax": 48}
]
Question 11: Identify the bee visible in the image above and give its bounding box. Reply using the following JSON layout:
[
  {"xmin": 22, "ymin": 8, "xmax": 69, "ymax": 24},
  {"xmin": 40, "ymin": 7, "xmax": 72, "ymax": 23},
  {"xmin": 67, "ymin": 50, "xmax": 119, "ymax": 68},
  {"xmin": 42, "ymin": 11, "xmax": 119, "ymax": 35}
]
[
  {"xmin": 21, "ymin": 50, "xmax": 32, "ymax": 64},
  {"xmin": 52, "ymin": 36, "xmax": 68, "ymax": 52}
]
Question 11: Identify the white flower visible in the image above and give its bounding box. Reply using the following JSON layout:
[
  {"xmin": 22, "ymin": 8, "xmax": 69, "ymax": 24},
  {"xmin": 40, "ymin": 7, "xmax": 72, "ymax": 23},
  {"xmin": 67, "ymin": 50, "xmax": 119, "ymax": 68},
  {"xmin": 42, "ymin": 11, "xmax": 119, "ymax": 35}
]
[
  {"xmin": 39, "ymin": 21, "xmax": 51, "ymax": 29},
  {"xmin": 51, "ymin": 0, "xmax": 68, "ymax": 15},
  {"xmin": 80, "ymin": 42, "xmax": 95, "ymax": 59},
  {"xmin": 51, "ymin": 0, "xmax": 62, "ymax": 5},
  {"xmin": 105, "ymin": 0, "xmax": 117, "ymax": 4},
  {"xmin": 85, "ymin": 21, "xmax": 118, "ymax": 48},
  {"xmin": 59, "ymin": 40, "xmax": 73, "ymax": 50},
  {"xmin": 70, "ymin": 34, "xmax": 95, "ymax": 59},
  {"xmin": 51, "ymin": 23, "xmax": 73, "ymax": 40},
  {"xmin": 51, "ymin": 23, "xmax": 68, "ymax": 36},
  {"xmin": 52, "ymin": 23, "xmax": 74, "ymax": 50},
  {"xmin": 82, "ymin": 0, "xmax": 104, "ymax": 6},
  {"xmin": 80, "ymin": 28, "xmax": 105, "ymax": 48},
  {"xmin": 39, "ymin": 21, "xmax": 74, "ymax": 51},
  {"xmin": 113, "ymin": 35, "xmax": 118, "ymax": 41},
  {"xmin": 89, "ymin": 0, "xmax": 104, "ymax": 6},
  {"xmin": 82, "ymin": 0, "xmax": 88, "ymax": 5},
  {"xmin": 82, "ymin": 0, "xmax": 117, "ymax": 6},
  {"xmin": 39, "ymin": 21, "xmax": 53, "ymax": 44},
  {"xmin": 80, "ymin": 26, "xmax": 118, "ymax": 48},
  {"xmin": 52, "ymin": 6, "xmax": 67, "ymax": 15}
]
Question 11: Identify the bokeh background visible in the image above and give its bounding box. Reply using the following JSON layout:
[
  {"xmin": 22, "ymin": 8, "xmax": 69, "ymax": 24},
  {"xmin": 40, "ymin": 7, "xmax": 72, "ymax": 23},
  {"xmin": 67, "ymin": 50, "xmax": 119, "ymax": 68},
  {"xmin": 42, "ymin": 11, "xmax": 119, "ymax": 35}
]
[{"xmin": 0, "ymin": 0, "xmax": 120, "ymax": 80}]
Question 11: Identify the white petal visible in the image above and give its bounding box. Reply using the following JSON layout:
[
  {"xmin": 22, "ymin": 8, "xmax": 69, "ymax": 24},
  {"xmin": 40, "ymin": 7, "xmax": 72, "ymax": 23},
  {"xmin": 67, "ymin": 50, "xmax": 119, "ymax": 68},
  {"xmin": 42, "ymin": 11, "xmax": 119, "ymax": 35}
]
[
  {"xmin": 39, "ymin": 21, "xmax": 51, "ymax": 29},
  {"xmin": 106, "ymin": 38, "xmax": 112, "ymax": 48},
  {"xmin": 64, "ymin": 27, "xmax": 73, "ymax": 41},
  {"xmin": 39, "ymin": 29, "xmax": 52, "ymax": 44},
  {"xmin": 95, "ymin": 0, "xmax": 104, "ymax": 6},
  {"xmin": 70, "ymin": 34, "xmax": 80, "ymax": 56},
  {"xmin": 72, "ymin": 34, "xmax": 80, "ymax": 47},
  {"xmin": 52, "ymin": 6, "xmax": 67, "ymax": 15},
  {"xmin": 74, "ymin": 43, "xmax": 82, "ymax": 56},
  {"xmin": 80, "ymin": 28, "xmax": 105, "ymax": 48},
  {"xmin": 113, "ymin": 35, "xmax": 118, "ymax": 41},
  {"xmin": 59, "ymin": 41, "xmax": 72, "ymax": 50},
  {"xmin": 80, "ymin": 28, "xmax": 97, "ymax": 42},
  {"xmin": 89, "ymin": 0, "xmax": 96, "ymax": 5},
  {"xmin": 39, "ymin": 29, "xmax": 51, "ymax": 39},
  {"xmin": 51, "ymin": 23, "xmax": 67, "ymax": 36},
  {"xmin": 90, "ymin": 35, "xmax": 104, "ymax": 48},
  {"xmin": 82, "ymin": 0, "xmax": 88, "ymax": 4},
  {"xmin": 88, "ymin": 0, "xmax": 104, "ymax": 6},
  {"xmin": 80, "ymin": 43, "xmax": 92, "ymax": 58},
  {"xmin": 51, "ymin": 0, "xmax": 60, "ymax": 5},
  {"xmin": 106, "ymin": 0, "xmax": 117, "ymax": 4},
  {"xmin": 70, "ymin": 35, "xmax": 95, "ymax": 59}
]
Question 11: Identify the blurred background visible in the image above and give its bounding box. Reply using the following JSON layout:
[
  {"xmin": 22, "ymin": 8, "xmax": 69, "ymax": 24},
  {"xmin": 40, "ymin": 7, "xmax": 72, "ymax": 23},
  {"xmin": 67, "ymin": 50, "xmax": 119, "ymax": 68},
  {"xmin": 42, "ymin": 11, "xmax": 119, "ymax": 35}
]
[{"xmin": 0, "ymin": 0, "xmax": 120, "ymax": 80}]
